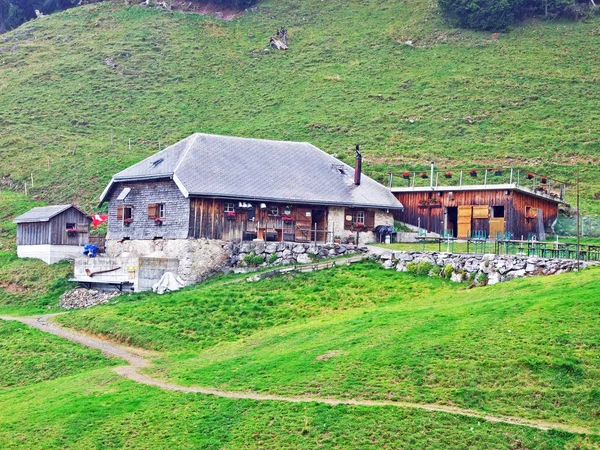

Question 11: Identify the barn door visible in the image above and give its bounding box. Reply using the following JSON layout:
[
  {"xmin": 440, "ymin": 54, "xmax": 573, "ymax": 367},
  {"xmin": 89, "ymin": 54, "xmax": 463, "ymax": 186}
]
[
  {"xmin": 489, "ymin": 218, "xmax": 505, "ymax": 240},
  {"xmin": 457, "ymin": 206, "xmax": 472, "ymax": 239}
]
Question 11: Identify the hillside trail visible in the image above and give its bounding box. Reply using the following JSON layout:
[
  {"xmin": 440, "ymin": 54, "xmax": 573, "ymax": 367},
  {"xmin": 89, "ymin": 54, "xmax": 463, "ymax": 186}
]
[{"xmin": 1, "ymin": 313, "xmax": 597, "ymax": 436}]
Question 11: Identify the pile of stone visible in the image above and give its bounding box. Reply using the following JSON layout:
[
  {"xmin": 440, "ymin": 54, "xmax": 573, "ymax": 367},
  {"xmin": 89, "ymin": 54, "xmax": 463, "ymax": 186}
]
[
  {"xmin": 59, "ymin": 288, "xmax": 120, "ymax": 310},
  {"xmin": 230, "ymin": 242, "xmax": 368, "ymax": 267},
  {"xmin": 377, "ymin": 251, "xmax": 597, "ymax": 285}
]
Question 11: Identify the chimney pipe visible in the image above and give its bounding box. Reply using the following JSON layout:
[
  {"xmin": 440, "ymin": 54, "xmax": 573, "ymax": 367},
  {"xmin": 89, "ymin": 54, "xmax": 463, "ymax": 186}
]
[{"xmin": 354, "ymin": 145, "xmax": 362, "ymax": 186}]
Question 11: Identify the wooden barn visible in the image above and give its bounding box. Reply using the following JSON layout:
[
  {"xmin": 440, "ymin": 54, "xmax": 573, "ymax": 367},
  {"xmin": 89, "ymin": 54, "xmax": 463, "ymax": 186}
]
[
  {"xmin": 392, "ymin": 185, "xmax": 564, "ymax": 240},
  {"xmin": 13, "ymin": 204, "xmax": 91, "ymax": 264},
  {"xmin": 99, "ymin": 133, "xmax": 403, "ymax": 244},
  {"xmin": 391, "ymin": 171, "xmax": 566, "ymax": 240}
]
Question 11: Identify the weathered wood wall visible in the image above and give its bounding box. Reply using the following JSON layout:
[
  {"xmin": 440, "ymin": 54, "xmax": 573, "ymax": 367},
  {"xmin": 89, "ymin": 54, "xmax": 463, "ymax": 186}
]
[
  {"xmin": 17, "ymin": 207, "xmax": 90, "ymax": 246},
  {"xmin": 106, "ymin": 179, "xmax": 189, "ymax": 240},
  {"xmin": 393, "ymin": 189, "xmax": 559, "ymax": 238},
  {"xmin": 189, "ymin": 199, "xmax": 331, "ymax": 242}
]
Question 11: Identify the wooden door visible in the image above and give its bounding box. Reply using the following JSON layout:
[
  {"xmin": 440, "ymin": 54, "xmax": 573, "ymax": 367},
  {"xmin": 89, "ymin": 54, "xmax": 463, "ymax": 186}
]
[
  {"xmin": 457, "ymin": 206, "xmax": 472, "ymax": 239},
  {"xmin": 295, "ymin": 207, "xmax": 312, "ymax": 242},
  {"xmin": 489, "ymin": 218, "xmax": 505, "ymax": 240}
]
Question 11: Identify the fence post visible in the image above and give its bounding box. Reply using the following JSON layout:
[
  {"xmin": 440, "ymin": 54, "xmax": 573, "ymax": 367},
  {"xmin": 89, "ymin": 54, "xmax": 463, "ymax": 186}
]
[
  {"xmin": 484, "ymin": 169, "xmax": 488, "ymax": 186},
  {"xmin": 510, "ymin": 168, "xmax": 513, "ymax": 184},
  {"xmin": 459, "ymin": 170, "xmax": 463, "ymax": 186}
]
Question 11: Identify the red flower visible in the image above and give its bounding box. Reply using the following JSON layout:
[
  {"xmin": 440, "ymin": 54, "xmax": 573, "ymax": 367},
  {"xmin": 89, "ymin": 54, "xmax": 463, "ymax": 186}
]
[
  {"xmin": 444, "ymin": 171, "xmax": 452, "ymax": 178},
  {"xmin": 402, "ymin": 171, "xmax": 410, "ymax": 178}
]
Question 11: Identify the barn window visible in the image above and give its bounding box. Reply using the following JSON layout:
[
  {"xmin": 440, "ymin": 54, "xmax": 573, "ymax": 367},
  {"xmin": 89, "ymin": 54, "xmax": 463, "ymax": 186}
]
[
  {"xmin": 66, "ymin": 222, "xmax": 76, "ymax": 230},
  {"xmin": 268, "ymin": 206, "xmax": 279, "ymax": 217},
  {"xmin": 224, "ymin": 202, "xmax": 235, "ymax": 213},
  {"xmin": 148, "ymin": 203, "xmax": 165, "ymax": 219},
  {"xmin": 525, "ymin": 206, "xmax": 537, "ymax": 219},
  {"xmin": 118, "ymin": 205, "xmax": 133, "ymax": 223},
  {"xmin": 492, "ymin": 206, "xmax": 505, "ymax": 218}
]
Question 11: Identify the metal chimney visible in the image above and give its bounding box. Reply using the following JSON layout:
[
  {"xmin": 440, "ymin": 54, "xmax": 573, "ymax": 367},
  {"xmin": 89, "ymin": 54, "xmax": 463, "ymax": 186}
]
[{"xmin": 354, "ymin": 145, "xmax": 362, "ymax": 186}]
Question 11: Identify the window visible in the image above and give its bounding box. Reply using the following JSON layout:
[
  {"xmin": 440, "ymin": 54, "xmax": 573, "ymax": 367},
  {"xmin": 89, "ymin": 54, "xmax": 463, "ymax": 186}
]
[
  {"xmin": 268, "ymin": 205, "xmax": 279, "ymax": 217},
  {"xmin": 352, "ymin": 211, "xmax": 365, "ymax": 225},
  {"xmin": 148, "ymin": 203, "xmax": 165, "ymax": 219},
  {"xmin": 224, "ymin": 202, "xmax": 235, "ymax": 213},
  {"xmin": 65, "ymin": 222, "xmax": 76, "ymax": 230},
  {"xmin": 492, "ymin": 206, "xmax": 505, "ymax": 218},
  {"xmin": 117, "ymin": 205, "xmax": 133, "ymax": 223}
]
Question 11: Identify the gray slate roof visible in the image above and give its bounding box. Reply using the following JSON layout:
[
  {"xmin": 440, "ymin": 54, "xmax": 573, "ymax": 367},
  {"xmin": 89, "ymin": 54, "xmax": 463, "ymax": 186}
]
[
  {"xmin": 13, "ymin": 204, "xmax": 86, "ymax": 224},
  {"xmin": 100, "ymin": 133, "xmax": 403, "ymax": 210}
]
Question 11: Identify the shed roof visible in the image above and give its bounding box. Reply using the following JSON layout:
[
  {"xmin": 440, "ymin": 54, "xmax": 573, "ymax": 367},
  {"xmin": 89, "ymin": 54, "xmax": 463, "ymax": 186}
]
[
  {"xmin": 13, "ymin": 204, "xmax": 88, "ymax": 224},
  {"xmin": 100, "ymin": 133, "xmax": 403, "ymax": 210}
]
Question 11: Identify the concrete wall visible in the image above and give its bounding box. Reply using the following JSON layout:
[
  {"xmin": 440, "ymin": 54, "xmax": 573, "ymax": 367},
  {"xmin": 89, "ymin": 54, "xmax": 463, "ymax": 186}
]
[
  {"xmin": 107, "ymin": 179, "xmax": 190, "ymax": 241},
  {"xmin": 17, "ymin": 244, "xmax": 84, "ymax": 264}
]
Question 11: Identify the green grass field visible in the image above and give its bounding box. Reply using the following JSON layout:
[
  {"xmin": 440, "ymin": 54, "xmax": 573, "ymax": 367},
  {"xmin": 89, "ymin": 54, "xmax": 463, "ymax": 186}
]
[
  {"xmin": 2, "ymin": 263, "xmax": 600, "ymax": 448},
  {"xmin": 0, "ymin": 0, "xmax": 599, "ymax": 212},
  {"xmin": 55, "ymin": 263, "xmax": 600, "ymax": 431}
]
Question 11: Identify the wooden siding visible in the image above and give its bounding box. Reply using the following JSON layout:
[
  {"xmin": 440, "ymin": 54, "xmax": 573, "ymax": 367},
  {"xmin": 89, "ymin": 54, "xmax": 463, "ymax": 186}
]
[
  {"xmin": 17, "ymin": 207, "xmax": 90, "ymax": 246},
  {"xmin": 393, "ymin": 189, "xmax": 559, "ymax": 239},
  {"xmin": 189, "ymin": 199, "xmax": 331, "ymax": 242}
]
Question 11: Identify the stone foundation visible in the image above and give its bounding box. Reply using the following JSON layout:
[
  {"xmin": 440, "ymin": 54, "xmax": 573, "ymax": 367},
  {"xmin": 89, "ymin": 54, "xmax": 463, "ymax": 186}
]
[
  {"xmin": 376, "ymin": 251, "xmax": 597, "ymax": 285},
  {"xmin": 106, "ymin": 238, "xmax": 232, "ymax": 284}
]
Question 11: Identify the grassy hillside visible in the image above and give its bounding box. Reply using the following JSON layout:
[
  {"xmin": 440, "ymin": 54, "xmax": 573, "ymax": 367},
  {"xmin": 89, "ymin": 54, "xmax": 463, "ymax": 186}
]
[
  {"xmin": 0, "ymin": 0, "xmax": 599, "ymax": 212},
  {"xmin": 2, "ymin": 264, "xmax": 600, "ymax": 448},
  {"xmin": 3, "ymin": 371, "xmax": 594, "ymax": 449},
  {"xmin": 0, "ymin": 319, "xmax": 117, "ymax": 387},
  {"xmin": 57, "ymin": 263, "xmax": 600, "ymax": 430}
]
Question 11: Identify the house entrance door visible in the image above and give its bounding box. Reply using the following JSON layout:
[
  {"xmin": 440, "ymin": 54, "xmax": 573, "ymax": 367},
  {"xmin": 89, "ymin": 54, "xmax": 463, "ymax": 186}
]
[
  {"xmin": 311, "ymin": 209, "xmax": 326, "ymax": 242},
  {"xmin": 457, "ymin": 206, "xmax": 472, "ymax": 239}
]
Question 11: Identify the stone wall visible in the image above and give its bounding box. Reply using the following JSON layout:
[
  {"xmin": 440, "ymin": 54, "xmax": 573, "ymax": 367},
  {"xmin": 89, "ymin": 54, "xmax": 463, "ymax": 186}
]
[
  {"xmin": 376, "ymin": 250, "xmax": 597, "ymax": 285},
  {"xmin": 230, "ymin": 241, "xmax": 367, "ymax": 267},
  {"xmin": 327, "ymin": 207, "xmax": 394, "ymax": 245},
  {"xmin": 107, "ymin": 238, "xmax": 231, "ymax": 284}
]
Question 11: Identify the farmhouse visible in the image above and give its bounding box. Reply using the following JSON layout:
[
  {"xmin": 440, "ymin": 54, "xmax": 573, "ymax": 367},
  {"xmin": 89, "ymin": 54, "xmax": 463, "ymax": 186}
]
[
  {"xmin": 99, "ymin": 133, "xmax": 403, "ymax": 244},
  {"xmin": 13, "ymin": 204, "xmax": 90, "ymax": 264},
  {"xmin": 391, "ymin": 169, "xmax": 566, "ymax": 240}
]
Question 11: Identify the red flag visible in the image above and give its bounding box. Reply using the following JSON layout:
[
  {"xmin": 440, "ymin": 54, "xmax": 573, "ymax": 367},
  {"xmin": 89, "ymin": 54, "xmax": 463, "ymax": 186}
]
[{"xmin": 91, "ymin": 214, "xmax": 108, "ymax": 229}]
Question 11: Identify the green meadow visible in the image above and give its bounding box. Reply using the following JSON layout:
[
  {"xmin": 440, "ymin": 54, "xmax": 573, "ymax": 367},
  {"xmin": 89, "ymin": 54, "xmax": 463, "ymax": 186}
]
[{"xmin": 0, "ymin": 0, "xmax": 598, "ymax": 211}]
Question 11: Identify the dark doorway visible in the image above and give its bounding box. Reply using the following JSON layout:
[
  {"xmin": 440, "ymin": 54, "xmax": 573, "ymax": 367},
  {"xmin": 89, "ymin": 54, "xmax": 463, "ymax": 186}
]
[
  {"xmin": 492, "ymin": 205, "xmax": 505, "ymax": 218},
  {"xmin": 311, "ymin": 209, "xmax": 326, "ymax": 242},
  {"xmin": 446, "ymin": 207, "xmax": 458, "ymax": 238}
]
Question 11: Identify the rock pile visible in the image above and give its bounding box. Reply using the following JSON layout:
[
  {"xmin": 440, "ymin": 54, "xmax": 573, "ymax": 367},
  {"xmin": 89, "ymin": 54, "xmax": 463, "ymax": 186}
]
[
  {"xmin": 59, "ymin": 288, "xmax": 120, "ymax": 309},
  {"xmin": 376, "ymin": 251, "xmax": 598, "ymax": 285},
  {"xmin": 230, "ymin": 242, "xmax": 367, "ymax": 267}
]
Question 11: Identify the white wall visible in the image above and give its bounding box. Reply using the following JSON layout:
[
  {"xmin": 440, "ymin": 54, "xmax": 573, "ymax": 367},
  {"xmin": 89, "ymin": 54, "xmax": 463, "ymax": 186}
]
[{"xmin": 17, "ymin": 245, "xmax": 84, "ymax": 265}]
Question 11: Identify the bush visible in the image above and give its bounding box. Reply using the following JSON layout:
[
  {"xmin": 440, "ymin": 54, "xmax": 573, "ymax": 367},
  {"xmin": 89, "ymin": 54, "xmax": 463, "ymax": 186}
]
[
  {"xmin": 443, "ymin": 264, "xmax": 454, "ymax": 279},
  {"xmin": 268, "ymin": 253, "xmax": 278, "ymax": 264},
  {"xmin": 406, "ymin": 261, "xmax": 436, "ymax": 277},
  {"xmin": 244, "ymin": 252, "xmax": 265, "ymax": 267},
  {"xmin": 439, "ymin": 0, "xmax": 595, "ymax": 31}
]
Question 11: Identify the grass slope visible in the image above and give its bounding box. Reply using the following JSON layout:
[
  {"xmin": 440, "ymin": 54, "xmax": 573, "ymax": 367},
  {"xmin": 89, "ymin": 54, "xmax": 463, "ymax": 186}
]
[
  {"xmin": 0, "ymin": 0, "xmax": 599, "ymax": 211},
  {"xmin": 1, "ymin": 370, "xmax": 598, "ymax": 449},
  {"xmin": 57, "ymin": 263, "xmax": 600, "ymax": 429},
  {"xmin": 0, "ymin": 319, "xmax": 117, "ymax": 388}
]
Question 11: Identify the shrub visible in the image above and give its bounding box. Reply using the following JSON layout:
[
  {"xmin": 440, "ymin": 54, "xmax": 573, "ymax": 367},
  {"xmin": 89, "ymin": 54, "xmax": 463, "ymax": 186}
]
[
  {"xmin": 443, "ymin": 264, "xmax": 454, "ymax": 279},
  {"xmin": 244, "ymin": 252, "xmax": 265, "ymax": 267},
  {"xmin": 268, "ymin": 253, "xmax": 278, "ymax": 264},
  {"xmin": 406, "ymin": 261, "xmax": 435, "ymax": 277},
  {"xmin": 438, "ymin": 0, "xmax": 594, "ymax": 31}
]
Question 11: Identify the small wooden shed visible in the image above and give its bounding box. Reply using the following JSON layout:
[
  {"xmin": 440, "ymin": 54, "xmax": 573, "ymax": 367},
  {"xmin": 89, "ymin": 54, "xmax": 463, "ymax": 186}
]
[{"xmin": 13, "ymin": 204, "xmax": 91, "ymax": 264}]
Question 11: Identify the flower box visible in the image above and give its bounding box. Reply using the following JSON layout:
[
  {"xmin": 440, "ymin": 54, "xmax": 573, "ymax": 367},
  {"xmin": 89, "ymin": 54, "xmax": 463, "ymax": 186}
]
[
  {"xmin": 493, "ymin": 169, "xmax": 502, "ymax": 176},
  {"xmin": 444, "ymin": 172, "xmax": 452, "ymax": 179},
  {"xmin": 66, "ymin": 228, "xmax": 78, "ymax": 236},
  {"xmin": 402, "ymin": 172, "xmax": 410, "ymax": 180},
  {"xmin": 154, "ymin": 218, "xmax": 163, "ymax": 226},
  {"xmin": 526, "ymin": 172, "xmax": 535, "ymax": 180},
  {"xmin": 541, "ymin": 176, "xmax": 547, "ymax": 184},
  {"xmin": 282, "ymin": 216, "xmax": 294, "ymax": 223},
  {"xmin": 420, "ymin": 172, "xmax": 428, "ymax": 179},
  {"xmin": 469, "ymin": 169, "xmax": 478, "ymax": 177}
]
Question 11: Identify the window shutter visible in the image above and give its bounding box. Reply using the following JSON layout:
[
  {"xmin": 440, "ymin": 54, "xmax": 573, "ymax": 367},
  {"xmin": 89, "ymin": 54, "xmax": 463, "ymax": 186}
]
[
  {"xmin": 344, "ymin": 208, "xmax": 353, "ymax": 230},
  {"xmin": 116, "ymin": 205, "xmax": 124, "ymax": 221},
  {"xmin": 148, "ymin": 204, "xmax": 157, "ymax": 219},
  {"xmin": 365, "ymin": 211, "xmax": 375, "ymax": 228}
]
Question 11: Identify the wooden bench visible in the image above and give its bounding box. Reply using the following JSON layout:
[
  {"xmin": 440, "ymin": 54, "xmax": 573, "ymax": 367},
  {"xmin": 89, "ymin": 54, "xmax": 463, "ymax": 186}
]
[{"xmin": 69, "ymin": 278, "xmax": 134, "ymax": 292}]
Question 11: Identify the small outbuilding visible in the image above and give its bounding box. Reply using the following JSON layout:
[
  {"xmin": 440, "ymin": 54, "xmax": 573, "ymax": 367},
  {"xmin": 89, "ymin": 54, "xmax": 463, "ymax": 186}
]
[{"xmin": 14, "ymin": 204, "xmax": 91, "ymax": 264}]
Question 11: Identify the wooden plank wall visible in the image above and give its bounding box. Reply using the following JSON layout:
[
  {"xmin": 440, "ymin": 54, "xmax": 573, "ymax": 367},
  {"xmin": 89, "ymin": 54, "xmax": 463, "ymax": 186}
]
[
  {"xmin": 17, "ymin": 207, "xmax": 91, "ymax": 246},
  {"xmin": 188, "ymin": 198, "xmax": 329, "ymax": 242},
  {"xmin": 17, "ymin": 222, "xmax": 50, "ymax": 245},
  {"xmin": 393, "ymin": 190, "xmax": 559, "ymax": 238}
]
